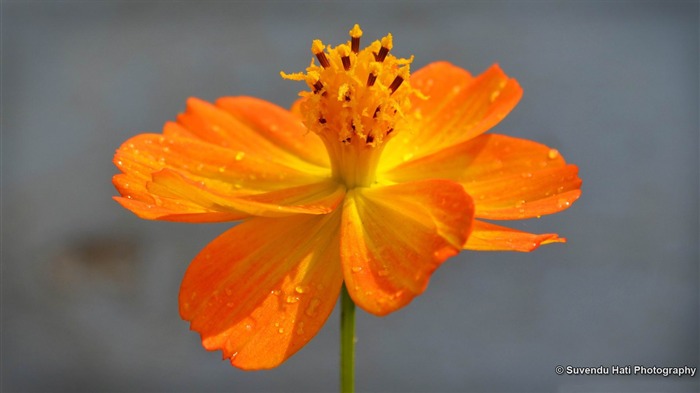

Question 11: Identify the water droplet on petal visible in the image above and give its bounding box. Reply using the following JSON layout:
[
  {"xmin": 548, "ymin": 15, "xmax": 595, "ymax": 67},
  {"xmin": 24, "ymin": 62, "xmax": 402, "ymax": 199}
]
[
  {"xmin": 295, "ymin": 285, "xmax": 309, "ymax": 294},
  {"xmin": 557, "ymin": 198, "xmax": 571, "ymax": 208},
  {"xmin": 305, "ymin": 298, "xmax": 321, "ymax": 317},
  {"xmin": 296, "ymin": 322, "xmax": 305, "ymax": 335},
  {"xmin": 218, "ymin": 165, "xmax": 226, "ymax": 173},
  {"xmin": 286, "ymin": 295, "xmax": 299, "ymax": 304},
  {"xmin": 278, "ymin": 327, "xmax": 285, "ymax": 334},
  {"xmin": 548, "ymin": 149, "xmax": 560, "ymax": 159},
  {"xmin": 351, "ymin": 266, "xmax": 363, "ymax": 273},
  {"xmin": 402, "ymin": 152, "xmax": 414, "ymax": 162},
  {"xmin": 235, "ymin": 151, "xmax": 245, "ymax": 161},
  {"xmin": 490, "ymin": 90, "xmax": 501, "ymax": 102}
]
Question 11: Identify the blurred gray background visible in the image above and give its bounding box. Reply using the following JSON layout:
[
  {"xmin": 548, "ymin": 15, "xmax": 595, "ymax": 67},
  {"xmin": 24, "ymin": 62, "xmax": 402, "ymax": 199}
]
[{"xmin": 2, "ymin": 1, "xmax": 698, "ymax": 392}]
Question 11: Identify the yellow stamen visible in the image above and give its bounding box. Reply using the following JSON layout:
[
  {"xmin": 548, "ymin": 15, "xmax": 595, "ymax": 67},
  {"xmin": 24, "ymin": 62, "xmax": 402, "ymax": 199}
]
[
  {"xmin": 282, "ymin": 26, "xmax": 418, "ymax": 188},
  {"xmin": 349, "ymin": 24, "xmax": 363, "ymax": 53}
]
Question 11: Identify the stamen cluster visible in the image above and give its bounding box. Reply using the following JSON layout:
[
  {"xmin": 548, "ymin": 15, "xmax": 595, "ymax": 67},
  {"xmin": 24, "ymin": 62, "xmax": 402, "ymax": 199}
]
[{"xmin": 282, "ymin": 24, "xmax": 418, "ymax": 148}]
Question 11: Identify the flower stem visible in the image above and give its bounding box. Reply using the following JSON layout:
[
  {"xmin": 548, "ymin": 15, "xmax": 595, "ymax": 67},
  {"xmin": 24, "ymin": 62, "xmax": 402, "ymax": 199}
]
[{"xmin": 340, "ymin": 283, "xmax": 355, "ymax": 393}]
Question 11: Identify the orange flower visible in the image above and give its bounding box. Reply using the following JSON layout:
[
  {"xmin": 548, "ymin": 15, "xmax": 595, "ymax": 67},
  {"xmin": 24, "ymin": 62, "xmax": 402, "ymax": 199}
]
[{"xmin": 113, "ymin": 25, "xmax": 580, "ymax": 370}]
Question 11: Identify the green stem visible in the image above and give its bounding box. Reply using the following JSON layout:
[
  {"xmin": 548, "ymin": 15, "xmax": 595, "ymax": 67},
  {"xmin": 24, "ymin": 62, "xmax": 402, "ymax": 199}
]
[{"xmin": 340, "ymin": 283, "xmax": 355, "ymax": 393}]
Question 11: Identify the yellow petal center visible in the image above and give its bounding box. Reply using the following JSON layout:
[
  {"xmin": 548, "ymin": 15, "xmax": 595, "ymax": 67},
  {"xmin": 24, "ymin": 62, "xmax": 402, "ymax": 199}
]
[{"xmin": 282, "ymin": 24, "xmax": 419, "ymax": 188}]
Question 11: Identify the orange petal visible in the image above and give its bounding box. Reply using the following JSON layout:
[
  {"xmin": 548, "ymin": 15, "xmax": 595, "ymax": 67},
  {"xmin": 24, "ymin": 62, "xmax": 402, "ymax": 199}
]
[
  {"xmin": 179, "ymin": 212, "xmax": 343, "ymax": 370},
  {"xmin": 178, "ymin": 97, "xmax": 329, "ymax": 168},
  {"xmin": 340, "ymin": 180, "xmax": 473, "ymax": 316},
  {"xmin": 381, "ymin": 63, "xmax": 522, "ymax": 170},
  {"xmin": 216, "ymin": 96, "xmax": 329, "ymax": 167},
  {"xmin": 465, "ymin": 220, "xmax": 565, "ymax": 252},
  {"xmin": 381, "ymin": 134, "xmax": 582, "ymax": 219},
  {"xmin": 114, "ymin": 132, "xmax": 338, "ymax": 221}
]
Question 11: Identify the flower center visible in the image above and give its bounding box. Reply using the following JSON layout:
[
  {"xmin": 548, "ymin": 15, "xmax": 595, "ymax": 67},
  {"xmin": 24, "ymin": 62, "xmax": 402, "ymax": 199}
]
[{"xmin": 282, "ymin": 24, "xmax": 418, "ymax": 188}]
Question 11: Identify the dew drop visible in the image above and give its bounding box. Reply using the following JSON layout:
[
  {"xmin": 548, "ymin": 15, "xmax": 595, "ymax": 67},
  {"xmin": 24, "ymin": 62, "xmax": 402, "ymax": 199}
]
[
  {"xmin": 305, "ymin": 298, "xmax": 321, "ymax": 317},
  {"xmin": 548, "ymin": 149, "xmax": 560, "ymax": 159},
  {"xmin": 278, "ymin": 327, "xmax": 285, "ymax": 334},
  {"xmin": 296, "ymin": 322, "xmax": 305, "ymax": 335},
  {"xmin": 235, "ymin": 151, "xmax": 245, "ymax": 161},
  {"xmin": 286, "ymin": 295, "xmax": 299, "ymax": 304},
  {"xmin": 557, "ymin": 198, "xmax": 571, "ymax": 208},
  {"xmin": 295, "ymin": 285, "xmax": 309, "ymax": 294},
  {"xmin": 271, "ymin": 289, "xmax": 281, "ymax": 296},
  {"xmin": 218, "ymin": 165, "xmax": 226, "ymax": 173},
  {"xmin": 351, "ymin": 266, "xmax": 363, "ymax": 273},
  {"xmin": 514, "ymin": 199, "xmax": 525, "ymax": 208},
  {"xmin": 490, "ymin": 90, "xmax": 501, "ymax": 102},
  {"xmin": 163, "ymin": 147, "xmax": 170, "ymax": 153},
  {"xmin": 402, "ymin": 152, "xmax": 414, "ymax": 162},
  {"xmin": 245, "ymin": 323, "xmax": 253, "ymax": 331},
  {"xmin": 196, "ymin": 163, "xmax": 205, "ymax": 171}
]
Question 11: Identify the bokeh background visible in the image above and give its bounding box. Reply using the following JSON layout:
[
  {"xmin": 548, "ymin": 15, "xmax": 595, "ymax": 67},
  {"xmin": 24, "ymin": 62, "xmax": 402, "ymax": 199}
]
[{"xmin": 3, "ymin": 1, "xmax": 698, "ymax": 392}]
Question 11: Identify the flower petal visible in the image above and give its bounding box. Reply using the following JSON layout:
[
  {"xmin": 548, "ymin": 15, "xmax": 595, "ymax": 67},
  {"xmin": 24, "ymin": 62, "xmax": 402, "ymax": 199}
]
[
  {"xmin": 465, "ymin": 220, "xmax": 565, "ymax": 252},
  {"xmin": 381, "ymin": 134, "xmax": 582, "ymax": 219},
  {"xmin": 340, "ymin": 180, "xmax": 473, "ymax": 316},
  {"xmin": 114, "ymin": 132, "xmax": 340, "ymax": 221},
  {"xmin": 177, "ymin": 97, "xmax": 329, "ymax": 168},
  {"xmin": 179, "ymin": 212, "xmax": 343, "ymax": 370},
  {"xmin": 381, "ymin": 63, "xmax": 522, "ymax": 171},
  {"xmin": 216, "ymin": 96, "xmax": 329, "ymax": 167}
]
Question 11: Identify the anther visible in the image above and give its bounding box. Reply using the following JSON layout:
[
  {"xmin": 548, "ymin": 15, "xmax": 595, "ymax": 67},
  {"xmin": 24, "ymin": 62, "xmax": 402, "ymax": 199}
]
[
  {"xmin": 388, "ymin": 75, "xmax": 404, "ymax": 94},
  {"xmin": 366, "ymin": 134, "xmax": 374, "ymax": 143},
  {"xmin": 311, "ymin": 40, "xmax": 330, "ymax": 68},
  {"xmin": 367, "ymin": 73, "xmax": 377, "ymax": 87},
  {"xmin": 349, "ymin": 24, "xmax": 363, "ymax": 54},
  {"xmin": 338, "ymin": 45, "xmax": 351, "ymax": 71},
  {"xmin": 375, "ymin": 34, "xmax": 393, "ymax": 62},
  {"xmin": 312, "ymin": 80, "xmax": 324, "ymax": 93},
  {"xmin": 367, "ymin": 63, "xmax": 380, "ymax": 87}
]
